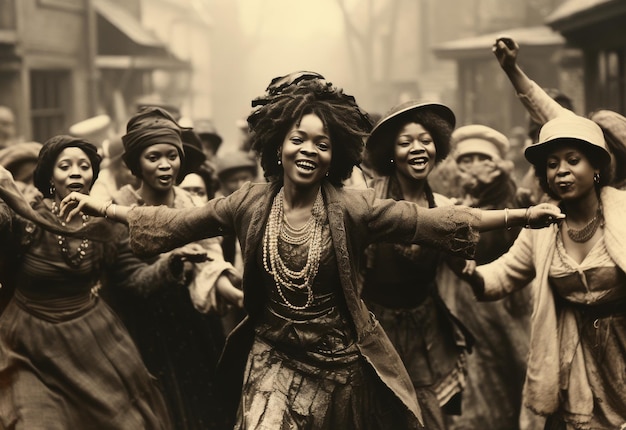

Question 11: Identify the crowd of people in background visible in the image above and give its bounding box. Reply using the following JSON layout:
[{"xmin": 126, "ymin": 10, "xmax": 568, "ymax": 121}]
[{"xmin": 0, "ymin": 37, "xmax": 625, "ymax": 430}]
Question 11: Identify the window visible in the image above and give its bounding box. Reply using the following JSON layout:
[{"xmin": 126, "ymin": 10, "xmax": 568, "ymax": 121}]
[
  {"xmin": 30, "ymin": 70, "xmax": 70, "ymax": 143},
  {"xmin": 597, "ymin": 49, "xmax": 625, "ymax": 113}
]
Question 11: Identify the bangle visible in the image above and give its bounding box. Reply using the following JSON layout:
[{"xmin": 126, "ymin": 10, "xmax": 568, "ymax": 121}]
[
  {"xmin": 101, "ymin": 200, "xmax": 113, "ymax": 218},
  {"xmin": 504, "ymin": 208, "xmax": 511, "ymax": 231},
  {"xmin": 109, "ymin": 204, "xmax": 117, "ymax": 220},
  {"xmin": 524, "ymin": 206, "xmax": 532, "ymax": 228}
]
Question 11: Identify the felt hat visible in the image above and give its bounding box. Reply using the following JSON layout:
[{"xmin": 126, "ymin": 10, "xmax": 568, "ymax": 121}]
[
  {"xmin": 367, "ymin": 101, "xmax": 455, "ymax": 152},
  {"xmin": 525, "ymin": 115, "xmax": 610, "ymax": 167},
  {"xmin": 193, "ymin": 118, "xmax": 223, "ymax": 151},
  {"xmin": 215, "ymin": 151, "xmax": 257, "ymax": 180},
  {"xmin": 451, "ymin": 124, "xmax": 509, "ymax": 162},
  {"xmin": 589, "ymin": 110, "xmax": 626, "ymax": 148}
]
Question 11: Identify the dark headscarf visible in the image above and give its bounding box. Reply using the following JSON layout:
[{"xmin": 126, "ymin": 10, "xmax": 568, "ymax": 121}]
[
  {"xmin": 33, "ymin": 134, "xmax": 102, "ymax": 198},
  {"xmin": 122, "ymin": 107, "xmax": 185, "ymax": 178}
]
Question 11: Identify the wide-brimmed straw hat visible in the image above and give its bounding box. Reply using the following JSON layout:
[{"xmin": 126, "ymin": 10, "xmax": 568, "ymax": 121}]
[
  {"xmin": 525, "ymin": 115, "xmax": 611, "ymax": 167},
  {"xmin": 366, "ymin": 101, "xmax": 455, "ymax": 152}
]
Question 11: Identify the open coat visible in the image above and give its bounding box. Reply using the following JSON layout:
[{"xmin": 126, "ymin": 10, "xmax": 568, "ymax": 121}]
[{"xmin": 126, "ymin": 180, "xmax": 481, "ymax": 427}]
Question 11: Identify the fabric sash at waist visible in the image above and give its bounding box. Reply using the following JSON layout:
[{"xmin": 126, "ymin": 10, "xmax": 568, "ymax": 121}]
[
  {"xmin": 556, "ymin": 295, "xmax": 626, "ymax": 320},
  {"xmin": 14, "ymin": 288, "xmax": 97, "ymax": 323}
]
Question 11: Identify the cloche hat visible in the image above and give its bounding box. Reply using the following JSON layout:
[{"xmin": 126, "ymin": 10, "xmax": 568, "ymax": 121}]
[{"xmin": 525, "ymin": 115, "xmax": 611, "ymax": 168}]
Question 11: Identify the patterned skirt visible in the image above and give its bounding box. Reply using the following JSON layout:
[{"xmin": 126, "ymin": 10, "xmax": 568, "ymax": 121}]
[
  {"xmin": 234, "ymin": 336, "xmax": 413, "ymax": 430},
  {"xmin": 0, "ymin": 291, "xmax": 171, "ymax": 430}
]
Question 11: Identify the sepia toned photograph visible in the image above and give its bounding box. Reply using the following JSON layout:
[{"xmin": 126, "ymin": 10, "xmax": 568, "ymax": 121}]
[{"xmin": 1, "ymin": 0, "xmax": 625, "ymax": 429}]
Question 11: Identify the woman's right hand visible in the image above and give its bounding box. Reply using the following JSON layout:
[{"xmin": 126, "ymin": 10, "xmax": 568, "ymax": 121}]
[
  {"xmin": 59, "ymin": 191, "xmax": 109, "ymax": 221},
  {"xmin": 525, "ymin": 203, "xmax": 565, "ymax": 228},
  {"xmin": 492, "ymin": 36, "xmax": 519, "ymax": 70}
]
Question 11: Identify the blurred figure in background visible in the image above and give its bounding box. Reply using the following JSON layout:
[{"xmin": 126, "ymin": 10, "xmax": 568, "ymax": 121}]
[
  {"xmin": 0, "ymin": 141, "xmax": 42, "ymax": 189},
  {"xmin": 442, "ymin": 125, "xmax": 538, "ymax": 430},
  {"xmin": 179, "ymin": 172, "xmax": 210, "ymax": 204},
  {"xmin": 68, "ymin": 114, "xmax": 112, "ymax": 153},
  {"xmin": 178, "ymin": 128, "xmax": 217, "ymax": 204},
  {"xmin": 90, "ymin": 134, "xmax": 140, "ymax": 201},
  {"xmin": 0, "ymin": 106, "xmax": 18, "ymax": 150},
  {"xmin": 213, "ymin": 150, "xmax": 258, "ymax": 334}
]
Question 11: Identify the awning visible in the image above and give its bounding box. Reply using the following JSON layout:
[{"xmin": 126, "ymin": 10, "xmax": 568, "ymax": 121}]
[
  {"xmin": 96, "ymin": 55, "xmax": 190, "ymax": 71},
  {"xmin": 94, "ymin": 0, "xmax": 163, "ymax": 48},
  {"xmin": 546, "ymin": 0, "xmax": 626, "ymax": 33},
  {"xmin": 0, "ymin": 30, "xmax": 17, "ymax": 45},
  {"xmin": 433, "ymin": 26, "xmax": 564, "ymax": 60}
]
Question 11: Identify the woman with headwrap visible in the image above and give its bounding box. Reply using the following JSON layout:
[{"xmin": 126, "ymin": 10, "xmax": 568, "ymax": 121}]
[
  {"xmin": 0, "ymin": 135, "xmax": 201, "ymax": 429},
  {"xmin": 104, "ymin": 106, "xmax": 243, "ymax": 430}
]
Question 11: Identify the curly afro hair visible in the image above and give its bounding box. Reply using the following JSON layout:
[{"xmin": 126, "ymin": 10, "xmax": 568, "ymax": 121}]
[{"xmin": 246, "ymin": 78, "xmax": 372, "ymax": 187}]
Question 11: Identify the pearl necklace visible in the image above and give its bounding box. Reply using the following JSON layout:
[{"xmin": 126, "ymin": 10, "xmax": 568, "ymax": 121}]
[
  {"xmin": 51, "ymin": 201, "xmax": 90, "ymax": 268},
  {"xmin": 262, "ymin": 188, "xmax": 324, "ymax": 310}
]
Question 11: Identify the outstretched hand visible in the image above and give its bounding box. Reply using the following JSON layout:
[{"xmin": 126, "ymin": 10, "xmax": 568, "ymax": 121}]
[
  {"xmin": 526, "ymin": 203, "xmax": 565, "ymax": 229},
  {"xmin": 492, "ymin": 36, "xmax": 519, "ymax": 70},
  {"xmin": 60, "ymin": 191, "xmax": 108, "ymax": 221}
]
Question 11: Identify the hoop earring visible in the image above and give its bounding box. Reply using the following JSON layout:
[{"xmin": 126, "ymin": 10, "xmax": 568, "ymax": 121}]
[
  {"xmin": 593, "ymin": 172, "xmax": 600, "ymax": 184},
  {"xmin": 49, "ymin": 184, "xmax": 56, "ymax": 196}
]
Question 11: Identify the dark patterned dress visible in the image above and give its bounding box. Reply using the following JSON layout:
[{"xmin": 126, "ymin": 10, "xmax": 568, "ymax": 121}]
[
  {"xmin": 0, "ymin": 202, "xmax": 170, "ymax": 429},
  {"xmin": 235, "ymin": 217, "xmax": 412, "ymax": 429}
]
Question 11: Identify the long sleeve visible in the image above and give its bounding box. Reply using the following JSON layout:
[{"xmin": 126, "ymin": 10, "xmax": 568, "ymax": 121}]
[
  {"xmin": 475, "ymin": 228, "xmax": 537, "ymax": 300},
  {"xmin": 126, "ymin": 184, "xmax": 249, "ymax": 257},
  {"xmin": 106, "ymin": 231, "xmax": 186, "ymax": 297},
  {"xmin": 0, "ymin": 202, "xmax": 12, "ymax": 232},
  {"xmin": 517, "ymin": 80, "xmax": 576, "ymax": 125}
]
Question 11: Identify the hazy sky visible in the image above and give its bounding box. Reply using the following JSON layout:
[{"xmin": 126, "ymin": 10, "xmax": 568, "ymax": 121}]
[{"xmin": 213, "ymin": 0, "xmax": 367, "ymax": 150}]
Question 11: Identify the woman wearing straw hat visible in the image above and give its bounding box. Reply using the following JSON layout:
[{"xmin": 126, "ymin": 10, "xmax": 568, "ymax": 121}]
[
  {"xmin": 459, "ymin": 115, "xmax": 626, "ymax": 429},
  {"xmin": 362, "ymin": 101, "xmax": 473, "ymax": 430}
]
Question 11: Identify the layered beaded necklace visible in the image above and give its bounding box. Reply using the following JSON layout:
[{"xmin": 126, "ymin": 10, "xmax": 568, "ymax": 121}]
[
  {"xmin": 51, "ymin": 201, "xmax": 90, "ymax": 268},
  {"xmin": 564, "ymin": 203, "xmax": 604, "ymax": 243},
  {"xmin": 262, "ymin": 188, "xmax": 325, "ymax": 310}
]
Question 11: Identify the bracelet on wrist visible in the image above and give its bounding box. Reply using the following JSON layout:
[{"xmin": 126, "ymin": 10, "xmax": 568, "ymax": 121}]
[
  {"xmin": 504, "ymin": 208, "xmax": 511, "ymax": 231},
  {"xmin": 101, "ymin": 200, "xmax": 113, "ymax": 218},
  {"xmin": 524, "ymin": 206, "xmax": 532, "ymax": 228}
]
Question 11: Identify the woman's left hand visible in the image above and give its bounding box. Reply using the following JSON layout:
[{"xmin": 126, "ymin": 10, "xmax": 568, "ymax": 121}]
[{"xmin": 60, "ymin": 191, "xmax": 109, "ymax": 221}]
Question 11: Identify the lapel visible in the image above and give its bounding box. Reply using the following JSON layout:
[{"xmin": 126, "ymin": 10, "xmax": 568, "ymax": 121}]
[
  {"xmin": 242, "ymin": 182, "xmax": 279, "ymax": 276},
  {"xmin": 601, "ymin": 187, "xmax": 626, "ymax": 271},
  {"xmin": 323, "ymin": 182, "xmax": 369, "ymax": 333}
]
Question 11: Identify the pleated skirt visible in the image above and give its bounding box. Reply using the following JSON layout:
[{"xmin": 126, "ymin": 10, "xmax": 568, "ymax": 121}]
[{"xmin": 0, "ymin": 294, "xmax": 171, "ymax": 430}]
